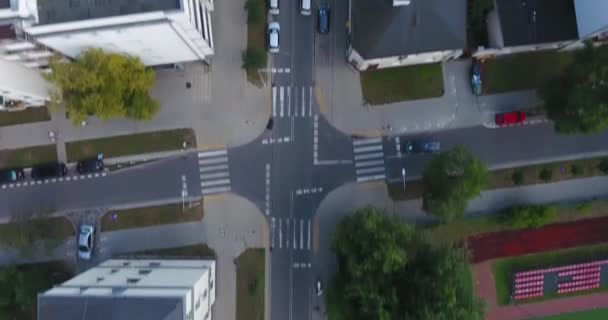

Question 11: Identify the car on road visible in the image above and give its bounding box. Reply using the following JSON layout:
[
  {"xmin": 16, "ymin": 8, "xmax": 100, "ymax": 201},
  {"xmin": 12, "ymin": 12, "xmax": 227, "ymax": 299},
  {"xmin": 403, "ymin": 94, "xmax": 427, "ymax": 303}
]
[
  {"xmin": 471, "ymin": 61, "xmax": 482, "ymax": 95},
  {"xmin": 300, "ymin": 0, "xmax": 311, "ymax": 15},
  {"xmin": 403, "ymin": 140, "xmax": 440, "ymax": 155},
  {"xmin": 31, "ymin": 163, "xmax": 68, "ymax": 180},
  {"xmin": 269, "ymin": 0, "xmax": 279, "ymax": 14},
  {"xmin": 317, "ymin": 3, "xmax": 330, "ymax": 34},
  {"xmin": 495, "ymin": 111, "xmax": 526, "ymax": 126},
  {"xmin": 268, "ymin": 22, "xmax": 280, "ymax": 53},
  {"xmin": 78, "ymin": 224, "xmax": 95, "ymax": 260},
  {"xmin": 316, "ymin": 278, "xmax": 323, "ymax": 296},
  {"xmin": 0, "ymin": 168, "xmax": 25, "ymax": 184},
  {"xmin": 77, "ymin": 153, "xmax": 104, "ymax": 174}
]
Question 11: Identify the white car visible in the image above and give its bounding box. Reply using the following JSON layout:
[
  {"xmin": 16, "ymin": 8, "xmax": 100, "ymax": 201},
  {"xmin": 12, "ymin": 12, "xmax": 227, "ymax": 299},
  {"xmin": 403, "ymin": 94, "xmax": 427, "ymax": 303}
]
[
  {"xmin": 269, "ymin": 0, "xmax": 279, "ymax": 15},
  {"xmin": 78, "ymin": 224, "xmax": 95, "ymax": 260},
  {"xmin": 268, "ymin": 22, "xmax": 280, "ymax": 53},
  {"xmin": 316, "ymin": 278, "xmax": 323, "ymax": 296}
]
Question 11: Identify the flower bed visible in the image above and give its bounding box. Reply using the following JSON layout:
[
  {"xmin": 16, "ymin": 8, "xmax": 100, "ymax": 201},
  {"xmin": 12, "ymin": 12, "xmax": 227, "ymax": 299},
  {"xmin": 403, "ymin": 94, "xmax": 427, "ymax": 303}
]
[{"xmin": 468, "ymin": 216, "xmax": 608, "ymax": 263}]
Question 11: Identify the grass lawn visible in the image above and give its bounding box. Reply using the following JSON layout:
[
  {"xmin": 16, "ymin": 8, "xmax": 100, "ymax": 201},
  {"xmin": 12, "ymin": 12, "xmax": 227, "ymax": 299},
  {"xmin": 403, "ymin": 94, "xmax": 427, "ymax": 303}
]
[
  {"xmin": 101, "ymin": 202, "xmax": 204, "ymax": 232},
  {"xmin": 492, "ymin": 243, "xmax": 608, "ymax": 305},
  {"xmin": 468, "ymin": 0, "xmax": 494, "ymax": 47},
  {"xmin": 0, "ymin": 107, "xmax": 50, "ymax": 127},
  {"xmin": 65, "ymin": 128, "xmax": 196, "ymax": 161},
  {"xmin": 482, "ymin": 50, "xmax": 576, "ymax": 94},
  {"xmin": 361, "ymin": 63, "xmax": 444, "ymax": 105},
  {"xmin": 128, "ymin": 244, "xmax": 216, "ymax": 259},
  {"xmin": 236, "ymin": 248, "xmax": 265, "ymax": 320},
  {"xmin": 0, "ymin": 145, "xmax": 57, "ymax": 169},
  {"xmin": 245, "ymin": 0, "xmax": 267, "ymax": 88},
  {"xmin": 0, "ymin": 215, "xmax": 74, "ymax": 255},
  {"xmin": 427, "ymin": 200, "xmax": 608, "ymax": 245},
  {"xmin": 529, "ymin": 308, "xmax": 608, "ymax": 320},
  {"xmin": 0, "ymin": 261, "xmax": 73, "ymax": 320},
  {"xmin": 389, "ymin": 156, "xmax": 608, "ymax": 201}
]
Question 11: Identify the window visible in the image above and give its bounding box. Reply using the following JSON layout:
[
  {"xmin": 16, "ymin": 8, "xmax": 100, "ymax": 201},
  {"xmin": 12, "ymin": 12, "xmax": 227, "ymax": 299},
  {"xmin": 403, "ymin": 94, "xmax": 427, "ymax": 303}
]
[
  {"xmin": 203, "ymin": 289, "xmax": 208, "ymax": 299},
  {"xmin": 122, "ymin": 261, "xmax": 130, "ymax": 267},
  {"xmin": 126, "ymin": 278, "xmax": 140, "ymax": 284},
  {"xmin": 149, "ymin": 262, "xmax": 161, "ymax": 267},
  {"xmin": 110, "ymin": 269, "xmax": 118, "ymax": 274},
  {"xmin": 96, "ymin": 277, "xmax": 104, "ymax": 283},
  {"xmin": 138, "ymin": 269, "xmax": 151, "ymax": 275}
]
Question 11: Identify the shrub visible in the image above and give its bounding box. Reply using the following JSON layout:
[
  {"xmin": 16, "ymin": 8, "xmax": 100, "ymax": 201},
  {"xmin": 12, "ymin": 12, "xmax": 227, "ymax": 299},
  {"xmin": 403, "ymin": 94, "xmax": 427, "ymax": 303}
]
[
  {"xmin": 599, "ymin": 158, "xmax": 608, "ymax": 174},
  {"xmin": 242, "ymin": 48, "xmax": 266, "ymax": 70},
  {"xmin": 244, "ymin": 0, "xmax": 265, "ymax": 24},
  {"xmin": 576, "ymin": 201, "xmax": 593, "ymax": 213},
  {"xmin": 511, "ymin": 170, "xmax": 524, "ymax": 186},
  {"xmin": 539, "ymin": 167, "xmax": 553, "ymax": 182},
  {"xmin": 571, "ymin": 163, "xmax": 584, "ymax": 176},
  {"xmin": 501, "ymin": 205, "xmax": 556, "ymax": 229}
]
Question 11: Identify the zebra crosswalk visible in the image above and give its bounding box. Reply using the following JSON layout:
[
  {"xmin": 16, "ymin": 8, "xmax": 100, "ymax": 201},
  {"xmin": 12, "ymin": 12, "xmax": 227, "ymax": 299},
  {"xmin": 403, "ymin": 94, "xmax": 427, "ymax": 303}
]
[
  {"xmin": 272, "ymin": 85, "xmax": 314, "ymax": 118},
  {"xmin": 353, "ymin": 137, "xmax": 386, "ymax": 182},
  {"xmin": 270, "ymin": 217, "xmax": 312, "ymax": 251},
  {"xmin": 198, "ymin": 150, "xmax": 231, "ymax": 195}
]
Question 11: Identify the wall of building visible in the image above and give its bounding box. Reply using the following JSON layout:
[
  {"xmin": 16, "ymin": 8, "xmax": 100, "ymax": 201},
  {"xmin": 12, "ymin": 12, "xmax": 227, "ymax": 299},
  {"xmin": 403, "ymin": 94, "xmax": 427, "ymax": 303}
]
[
  {"xmin": 473, "ymin": 39, "xmax": 574, "ymax": 58},
  {"xmin": 0, "ymin": 58, "xmax": 51, "ymax": 108},
  {"xmin": 348, "ymin": 47, "xmax": 461, "ymax": 71}
]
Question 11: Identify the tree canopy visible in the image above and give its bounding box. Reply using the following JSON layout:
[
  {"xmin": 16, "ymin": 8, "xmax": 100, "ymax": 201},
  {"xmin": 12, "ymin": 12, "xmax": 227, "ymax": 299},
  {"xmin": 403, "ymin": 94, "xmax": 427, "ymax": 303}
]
[
  {"xmin": 422, "ymin": 145, "xmax": 487, "ymax": 221},
  {"xmin": 541, "ymin": 43, "xmax": 608, "ymax": 134},
  {"xmin": 327, "ymin": 207, "xmax": 485, "ymax": 320},
  {"xmin": 46, "ymin": 48, "xmax": 159, "ymax": 125}
]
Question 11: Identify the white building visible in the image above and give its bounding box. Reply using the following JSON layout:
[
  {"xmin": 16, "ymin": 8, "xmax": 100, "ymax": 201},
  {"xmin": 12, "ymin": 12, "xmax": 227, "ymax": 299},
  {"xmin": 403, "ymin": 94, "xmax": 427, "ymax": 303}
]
[
  {"xmin": 346, "ymin": 0, "xmax": 466, "ymax": 71},
  {"xmin": 38, "ymin": 259, "xmax": 216, "ymax": 320},
  {"xmin": 21, "ymin": 0, "xmax": 214, "ymax": 66},
  {"xmin": 0, "ymin": 58, "xmax": 51, "ymax": 109}
]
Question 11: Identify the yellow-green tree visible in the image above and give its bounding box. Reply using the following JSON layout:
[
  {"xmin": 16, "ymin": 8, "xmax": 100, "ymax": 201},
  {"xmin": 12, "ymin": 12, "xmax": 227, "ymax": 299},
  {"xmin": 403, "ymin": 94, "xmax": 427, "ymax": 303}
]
[{"xmin": 46, "ymin": 48, "xmax": 159, "ymax": 125}]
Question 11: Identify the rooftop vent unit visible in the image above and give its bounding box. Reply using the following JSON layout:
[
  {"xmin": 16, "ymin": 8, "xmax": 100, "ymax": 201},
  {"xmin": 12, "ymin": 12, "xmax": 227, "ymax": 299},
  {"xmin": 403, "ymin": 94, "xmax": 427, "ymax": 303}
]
[{"xmin": 393, "ymin": 0, "xmax": 411, "ymax": 6}]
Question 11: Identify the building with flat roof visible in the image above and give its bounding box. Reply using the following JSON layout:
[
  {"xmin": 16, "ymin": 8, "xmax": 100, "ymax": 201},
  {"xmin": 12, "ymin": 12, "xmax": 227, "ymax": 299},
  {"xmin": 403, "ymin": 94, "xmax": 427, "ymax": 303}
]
[
  {"xmin": 0, "ymin": 58, "xmax": 51, "ymax": 109},
  {"xmin": 38, "ymin": 259, "xmax": 216, "ymax": 320},
  {"xmin": 21, "ymin": 0, "xmax": 214, "ymax": 66},
  {"xmin": 347, "ymin": 0, "xmax": 467, "ymax": 70}
]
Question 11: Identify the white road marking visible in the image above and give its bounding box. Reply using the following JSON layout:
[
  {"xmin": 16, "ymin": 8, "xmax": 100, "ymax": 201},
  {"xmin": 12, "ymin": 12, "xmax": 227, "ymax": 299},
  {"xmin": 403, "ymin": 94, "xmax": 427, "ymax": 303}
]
[
  {"xmin": 309, "ymin": 87, "xmax": 313, "ymax": 117},
  {"xmin": 357, "ymin": 174, "xmax": 387, "ymax": 182},
  {"xmin": 353, "ymin": 137, "xmax": 382, "ymax": 146},
  {"xmin": 353, "ymin": 145, "xmax": 383, "ymax": 153},
  {"xmin": 279, "ymin": 218, "xmax": 282, "ymax": 249},
  {"xmin": 293, "ymin": 219, "xmax": 297, "ymax": 250},
  {"xmin": 355, "ymin": 159, "xmax": 385, "ymax": 168},
  {"xmin": 272, "ymin": 86, "xmax": 277, "ymax": 117},
  {"xmin": 201, "ymin": 186, "xmax": 231, "ymax": 194},
  {"xmin": 198, "ymin": 156, "xmax": 229, "ymax": 165},
  {"xmin": 307, "ymin": 219, "xmax": 311, "ymax": 250},
  {"xmin": 300, "ymin": 219, "xmax": 303, "ymax": 250},
  {"xmin": 285, "ymin": 68, "xmax": 291, "ymax": 73},
  {"xmin": 301, "ymin": 87, "xmax": 305, "ymax": 117},
  {"xmin": 287, "ymin": 86, "xmax": 291, "ymax": 117},
  {"xmin": 199, "ymin": 164, "xmax": 229, "ymax": 172},
  {"xmin": 354, "ymin": 152, "xmax": 384, "ymax": 161},
  {"xmin": 200, "ymin": 172, "xmax": 230, "ymax": 180},
  {"xmin": 201, "ymin": 179, "xmax": 230, "ymax": 187},
  {"xmin": 280, "ymin": 86, "xmax": 284, "ymax": 117},
  {"xmin": 199, "ymin": 149, "xmax": 227, "ymax": 158}
]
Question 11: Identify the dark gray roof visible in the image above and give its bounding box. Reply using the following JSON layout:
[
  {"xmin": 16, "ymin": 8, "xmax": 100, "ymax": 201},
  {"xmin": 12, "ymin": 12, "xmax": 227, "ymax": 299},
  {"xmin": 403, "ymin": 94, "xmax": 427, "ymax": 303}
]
[
  {"xmin": 38, "ymin": 295, "xmax": 184, "ymax": 320},
  {"xmin": 37, "ymin": 0, "xmax": 182, "ymax": 25},
  {"xmin": 495, "ymin": 0, "xmax": 578, "ymax": 46},
  {"xmin": 0, "ymin": 0, "xmax": 10, "ymax": 9},
  {"xmin": 351, "ymin": 0, "xmax": 467, "ymax": 59}
]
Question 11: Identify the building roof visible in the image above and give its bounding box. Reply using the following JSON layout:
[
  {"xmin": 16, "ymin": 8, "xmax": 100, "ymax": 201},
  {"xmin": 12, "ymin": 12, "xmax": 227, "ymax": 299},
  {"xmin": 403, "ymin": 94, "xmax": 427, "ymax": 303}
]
[
  {"xmin": 495, "ymin": 0, "xmax": 579, "ymax": 46},
  {"xmin": 38, "ymin": 295, "xmax": 184, "ymax": 320},
  {"xmin": 36, "ymin": 0, "xmax": 182, "ymax": 25},
  {"xmin": 350, "ymin": 0, "xmax": 467, "ymax": 59},
  {"xmin": 574, "ymin": 0, "xmax": 608, "ymax": 38}
]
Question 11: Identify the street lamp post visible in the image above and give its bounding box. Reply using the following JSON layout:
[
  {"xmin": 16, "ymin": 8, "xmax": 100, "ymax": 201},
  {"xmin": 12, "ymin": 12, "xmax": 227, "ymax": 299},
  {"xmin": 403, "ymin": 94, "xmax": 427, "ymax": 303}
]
[{"xmin": 401, "ymin": 168, "xmax": 406, "ymax": 190}]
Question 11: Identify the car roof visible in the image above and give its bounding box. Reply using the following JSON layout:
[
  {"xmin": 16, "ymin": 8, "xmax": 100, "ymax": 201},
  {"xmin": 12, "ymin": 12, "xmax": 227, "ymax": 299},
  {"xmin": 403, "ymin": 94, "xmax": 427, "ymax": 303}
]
[
  {"xmin": 270, "ymin": 30, "xmax": 279, "ymax": 48},
  {"xmin": 79, "ymin": 158, "xmax": 101, "ymax": 170}
]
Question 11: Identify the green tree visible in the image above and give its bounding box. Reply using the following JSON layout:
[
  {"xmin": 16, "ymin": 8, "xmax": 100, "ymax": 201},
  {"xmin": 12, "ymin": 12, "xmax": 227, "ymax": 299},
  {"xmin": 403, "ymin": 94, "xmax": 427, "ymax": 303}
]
[
  {"xmin": 539, "ymin": 167, "xmax": 553, "ymax": 182},
  {"xmin": 511, "ymin": 170, "xmax": 525, "ymax": 186},
  {"xmin": 0, "ymin": 265, "xmax": 54, "ymax": 318},
  {"xmin": 501, "ymin": 205, "xmax": 556, "ymax": 228},
  {"xmin": 422, "ymin": 146, "xmax": 488, "ymax": 221},
  {"xmin": 244, "ymin": 0, "xmax": 265, "ymax": 24},
  {"xmin": 541, "ymin": 43, "xmax": 608, "ymax": 134},
  {"xmin": 242, "ymin": 48, "xmax": 266, "ymax": 70},
  {"xmin": 327, "ymin": 208, "xmax": 485, "ymax": 320},
  {"xmin": 45, "ymin": 48, "xmax": 159, "ymax": 125}
]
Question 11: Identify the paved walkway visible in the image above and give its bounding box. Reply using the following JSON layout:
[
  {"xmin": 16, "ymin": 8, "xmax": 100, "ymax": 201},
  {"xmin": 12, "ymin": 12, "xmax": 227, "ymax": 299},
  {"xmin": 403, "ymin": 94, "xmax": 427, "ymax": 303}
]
[{"xmin": 0, "ymin": 0, "xmax": 268, "ymax": 152}]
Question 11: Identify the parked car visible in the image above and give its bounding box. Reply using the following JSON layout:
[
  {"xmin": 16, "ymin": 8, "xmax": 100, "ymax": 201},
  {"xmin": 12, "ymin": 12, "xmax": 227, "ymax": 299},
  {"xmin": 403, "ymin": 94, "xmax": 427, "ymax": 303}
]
[
  {"xmin": 403, "ymin": 140, "xmax": 440, "ymax": 155},
  {"xmin": 316, "ymin": 278, "xmax": 323, "ymax": 296},
  {"xmin": 31, "ymin": 163, "xmax": 67, "ymax": 180},
  {"xmin": 77, "ymin": 153, "xmax": 104, "ymax": 174},
  {"xmin": 317, "ymin": 3, "xmax": 330, "ymax": 34},
  {"xmin": 495, "ymin": 111, "xmax": 526, "ymax": 126},
  {"xmin": 268, "ymin": 22, "xmax": 280, "ymax": 53},
  {"xmin": 269, "ymin": 0, "xmax": 279, "ymax": 14},
  {"xmin": 78, "ymin": 224, "xmax": 95, "ymax": 260},
  {"xmin": 300, "ymin": 0, "xmax": 311, "ymax": 15},
  {"xmin": 0, "ymin": 168, "xmax": 25, "ymax": 184},
  {"xmin": 471, "ymin": 61, "xmax": 482, "ymax": 95}
]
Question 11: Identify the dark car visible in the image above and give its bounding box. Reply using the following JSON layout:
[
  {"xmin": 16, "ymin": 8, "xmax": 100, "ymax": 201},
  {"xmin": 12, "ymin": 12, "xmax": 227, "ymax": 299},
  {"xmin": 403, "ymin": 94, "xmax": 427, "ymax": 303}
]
[
  {"xmin": 317, "ymin": 3, "xmax": 330, "ymax": 34},
  {"xmin": 31, "ymin": 163, "xmax": 68, "ymax": 180},
  {"xmin": 403, "ymin": 140, "xmax": 440, "ymax": 155},
  {"xmin": 0, "ymin": 168, "xmax": 25, "ymax": 184},
  {"xmin": 471, "ymin": 61, "xmax": 482, "ymax": 95},
  {"xmin": 77, "ymin": 154, "xmax": 104, "ymax": 174}
]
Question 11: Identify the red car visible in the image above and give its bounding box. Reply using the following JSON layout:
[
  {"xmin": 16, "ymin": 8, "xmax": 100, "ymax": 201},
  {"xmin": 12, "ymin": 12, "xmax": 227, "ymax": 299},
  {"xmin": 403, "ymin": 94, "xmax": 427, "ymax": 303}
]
[{"xmin": 495, "ymin": 111, "xmax": 526, "ymax": 126}]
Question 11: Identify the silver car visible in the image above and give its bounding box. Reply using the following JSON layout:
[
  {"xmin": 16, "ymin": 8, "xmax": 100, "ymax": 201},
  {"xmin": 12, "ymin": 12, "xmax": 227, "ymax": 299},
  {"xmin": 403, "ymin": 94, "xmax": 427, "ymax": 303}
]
[
  {"xmin": 268, "ymin": 22, "xmax": 280, "ymax": 53},
  {"xmin": 78, "ymin": 224, "xmax": 95, "ymax": 260}
]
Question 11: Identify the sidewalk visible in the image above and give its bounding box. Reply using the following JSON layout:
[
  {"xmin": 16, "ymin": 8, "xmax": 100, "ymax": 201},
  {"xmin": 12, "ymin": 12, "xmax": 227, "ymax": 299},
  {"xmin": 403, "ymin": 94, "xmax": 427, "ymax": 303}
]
[{"xmin": 0, "ymin": 0, "xmax": 269, "ymax": 152}]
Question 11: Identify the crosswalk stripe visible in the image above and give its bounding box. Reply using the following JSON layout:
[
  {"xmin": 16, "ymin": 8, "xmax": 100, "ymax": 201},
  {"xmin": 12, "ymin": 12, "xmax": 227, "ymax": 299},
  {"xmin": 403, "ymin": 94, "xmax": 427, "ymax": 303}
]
[
  {"xmin": 353, "ymin": 137, "xmax": 382, "ymax": 146},
  {"xmin": 199, "ymin": 164, "xmax": 229, "ymax": 172},
  {"xmin": 354, "ymin": 152, "xmax": 384, "ymax": 161},
  {"xmin": 354, "ymin": 145, "xmax": 383, "ymax": 153},
  {"xmin": 201, "ymin": 179, "xmax": 230, "ymax": 187},
  {"xmin": 199, "ymin": 156, "xmax": 228, "ymax": 165},
  {"xmin": 355, "ymin": 159, "xmax": 384, "ymax": 168},
  {"xmin": 357, "ymin": 174, "xmax": 386, "ymax": 182},
  {"xmin": 199, "ymin": 150, "xmax": 227, "ymax": 158},
  {"xmin": 200, "ymin": 171, "xmax": 230, "ymax": 180},
  {"xmin": 272, "ymin": 86, "xmax": 277, "ymax": 117},
  {"xmin": 301, "ymin": 87, "xmax": 306, "ymax": 117},
  {"xmin": 356, "ymin": 167, "xmax": 385, "ymax": 175},
  {"xmin": 202, "ymin": 186, "xmax": 231, "ymax": 194},
  {"xmin": 280, "ymin": 86, "xmax": 284, "ymax": 117}
]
